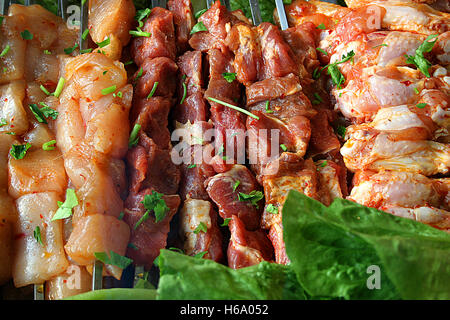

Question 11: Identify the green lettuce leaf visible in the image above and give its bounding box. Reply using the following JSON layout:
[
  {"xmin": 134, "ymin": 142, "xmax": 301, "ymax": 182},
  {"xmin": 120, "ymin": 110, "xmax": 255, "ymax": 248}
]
[
  {"xmin": 156, "ymin": 249, "xmax": 308, "ymax": 300},
  {"xmin": 64, "ymin": 288, "xmax": 157, "ymax": 300},
  {"xmin": 283, "ymin": 190, "xmax": 450, "ymax": 300}
]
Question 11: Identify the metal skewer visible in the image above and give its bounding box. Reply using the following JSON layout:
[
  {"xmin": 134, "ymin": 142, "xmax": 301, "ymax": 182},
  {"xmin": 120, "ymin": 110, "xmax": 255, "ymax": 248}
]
[
  {"xmin": 248, "ymin": 0, "xmax": 262, "ymax": 26},
  {"xmin": 275, "ymin": 0, "xmax": 289, "ymax": 30}
]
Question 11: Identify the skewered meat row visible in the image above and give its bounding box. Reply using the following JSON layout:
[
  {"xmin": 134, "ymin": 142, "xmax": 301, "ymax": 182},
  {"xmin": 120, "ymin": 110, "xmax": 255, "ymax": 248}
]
[
  {"xmin": 284, "ymin": 0, "xmax": 450, "ymax": 231},
  {"xmin": 124, "ymin": 5, "xmax": 182, "ymax": 270},
  {"xmin": 182, "ymin": 1, "xmax": 347, "ymax": 267},
  {"xmin": 0, "ymin": 4, "xmax": 76, "ymax": 289}
]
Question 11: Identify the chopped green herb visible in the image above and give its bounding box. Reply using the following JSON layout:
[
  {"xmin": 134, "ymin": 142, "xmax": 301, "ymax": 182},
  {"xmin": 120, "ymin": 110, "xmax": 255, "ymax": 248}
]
[
  {"xmin": 128, "ymin": 243, "xmax": 138, "ymax": 250},
  {"xmin": 187, "ymin": 164, "xmax": 196, "ymax": 169},
  {"xmin": 118, "ymin": 211, "xmax": 125, "ymax": 220},
  {"xmin": 190, "ymin": 21, "xmax": 208, "ymax": 35},
  {"xmin": 337, "ymin": 125, "xmax": 346, "ymax": 139},
  {"xmin": 33, "ymin": 226, "xmax": 43, "ymax": 246},
  {"xmin": 0, "ymin": 17, "xmax": 3, "ymax": 25},
  {"xmin": 194, "ymin": 9, "xmax": 207, "ymax": 19},
  {"xmin": 43, "ymin": 49, "xmax": 52, "ymax": 55},
  {"xmin": 223, "ymin": 72, "xmax": 237, "ymax": 83},
  {"xmin": 40, "ymin": 85, "xmax": 51, "ymax": 96},
  {"xmin": 101, "ymin": 85, "xmax": 117, "ymax": 95},
  {"xmin": 5, "ymin": 132, "xmax": 15, "ymax": 135},
  {"xmin": 238, "ymin": 190, "xmax": 264, "ymax": 209},
  {"xmin": 280, "ymin": 144, "xmax": 288, "ymax": 151},
  {"xmin": 135, "ymin": 8, "xmax": 152, "ymax": 23},
  {"xmin": 405, "ymin": 34, "xmax": 438, "ymax": 77},
  {"xmin": 180, "ymin": 75, "xmax": 187, "ymax": 104},
  {"xmin": 39, "ymin": 103, "xmax": 58, "ymax": 120},
  {"xmin": 10, "ymin": 143, "xmax": 31, "ymax": 160},
  {"xmin": 315, "ymin": 50, "xmax": 355, "ymax": 89},
  {"xmin": 0, "ymin": 45, "xmax": 10, "ymax": 57},
  {"xmin": 193, "ymin": 222, "xmax": 208, "ymax": 234},
  {"xmin": 80, "ymin": 48, "xmax": 93, "ymax": 54},
  {"xmin": 29, "ymin": 104, "xmax": 48, "ymax": 124},
  {"xmin": 312, "ymin": 67, "xmax": 321, "ymax": 80},
  {"xmin": 64, "ymin": 43, "xmax": 78, "ymax": 54},
  {"xmin": 194, "ymin": 251, "xmax": 208, "ymax": 259},
  {"xmin": 220, "ymin": 218, "xmax": 232, "ymax": 227},
  {"xmin": 312, "ymin": 92, "xmax": 323, "ymax": 105},
  {"xmin": 94, "ymin": 250, "xmax": 133, "ymax": 269},
  {"xmin": 316, "ymin": 47, "xmax": 328, "ymax": 55},
  {"xmin": 266, "ymin": 204, "xmax": 278, "ymax": 214},
  {"xmin": 124, "ymin": 60, "xmax": 134, "ymax": 66},
  {"xmin": 53, "ymin": 77, "xmax": 65, "ymax": 98},
  {"xmin": 21, "ymin": 30, "xmax": 33, "ymax": 40},
  {"xmin": 81, "ymin": 28, "xmax": 89, "ymax": 40},
  {"xmin": 233, "ymin": 180, "xmax": 241, "ymax": 192},
  {"xmin": 373, "ymin": 43, "xmax": 388, "ymax": 48},
  {"xmin": 414, "ymin": 87, "xmax": 420, "ymax": 94},
  {"xmin": 147, "ymin": 81, "xmax": 159, "ymax": 99},
  {"xmin": 134, "ymin": 191, "xmax": 169, "ymax": 229},
  {"xmin": 318, "ymin": 160, "xmax": 328, "ymax": 168},
  {"xmin": 316, "ymin": 23, "xmax": 326, "ymax": 30},
  {"xmin": 265, "ymin": 100, "xmax": 274, "ymax": 113},
  {"xmin": 51, "ymin": 188, "xmax": 78, "ymax": 221},
  {"xmin": 207, "ymin": 97, "xmax": 259, "ymax": 120},
  {"xmin": 128, "ymin": 123, "xmax": 141, "ymax": 148},
  {"xmin": 42, "ymin": 140, "xmax": 57, "ymax": 151},
  {"xmin": 416, "ymin": 103, "xmax": 427, "ymax": 109},
  {"xmin": 134, "ymin": 67, "xmax": 144, "ymax": 86},
  {"xmin": 96, "ymin": 37, "xmax": 110, "ymax": 48},
  {"xmin": 0, "ymin": 118, "xmax": 7, "ymax": 127}
]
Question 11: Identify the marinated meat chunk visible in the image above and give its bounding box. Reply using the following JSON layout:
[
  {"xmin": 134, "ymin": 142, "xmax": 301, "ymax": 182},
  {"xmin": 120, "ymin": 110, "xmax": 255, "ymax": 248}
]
[
  {"xmin": 206, "ymin": 165, "xmax": 263, "ymax": 231},
  {"xmin": 227, "ymin": 215, "xmax": 273, "ymax": 269}
]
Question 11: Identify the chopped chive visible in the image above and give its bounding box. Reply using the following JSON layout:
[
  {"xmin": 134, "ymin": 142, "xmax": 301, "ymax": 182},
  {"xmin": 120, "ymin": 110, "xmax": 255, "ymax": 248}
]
[
  {"xmin": 180, "ymin": 76, "xmax": 187, "ymax": 104},
  {"xmin": 129, "ymin": 30, "xmax": 151, "ymax": 37},
  {"xmin": 96, "ymin": 37, "xmax": 110, "ymax": 48},
  {"xmin": 80, "ymin": 48, "xmax": 93, "ymax": 54},
  {"xmin": 124, "ymin": 60, "xmax": 134, "ymax": 66},
  {"xmin": 0, "ymin": 118, "xmax": 7, "ymax": 127},
  {"xmin": 187, "ymin": 164, "xmax": 196, "ymax": 169},
  {"xmin": 280, "ymin": 144, "xmax": 287, "ymax": 151},
  {"xmin": 129, "ymin": 123, "xmax": 141, "ymax": 148},
  {"xmin": 414, "ymin": 87, "xmax": 420, "ymax": 94},
  {"xmin": 373, "ymin": 43, "xmax": 388, "ymax": 48},
  {"xmin": 118, "ymin": 211, "xmax": 125, "ymax": 220},
  {"xmin": 312, "ymin": 92, "xmax": 323, "ymax": 105},
  {"xmin": 207, "ymin": 97, "xmax": 259, "ymax": 120},
  {"xmin": 316, "ymin": 23, "xmax": 326, "ymax": 30},
  {"xmin": 21, "ymin": 30, "xmax": 33, "ymax": 40},
  {"xmin": 265, "ymin": 100, "xmax": 274, "ymax": 113},
  {"xmin": 316, "ymin": 47, "xmax": 328, "ymax": 55},
  {"xmin": 147, "ymin": 81, "xmax": 159, "ymax": 99},
  {"xmin": 53, "ymin": 77, "xmax": 65, "ymax": 98},
  {"xmin": 40, "ymin": 85, "xmax": 51, "ymax": 96},
  {"xmin": 81, "ymin": 28, "xmax": 89, "ymax": 40},
  {"xmin": 337, "ymin": 125, "xmax": 346, "ymax": 138},
  {"xmin": 0, "ymin": 45, "xmax": 10, "ymax": 57},
  {"xmin": 42, "ymin": 140, "xmax": 57, "ymax": 151},
  {"xmin": 319, "ymin": 160, "xmax": 328, "ymax": 168},
  {"xmin": 101, "ymin": 85, "xmax": 117, "ymax": 95},
  {"xmin": 43, "ymin": 49, "xmax": 52, "ymax": 55}
]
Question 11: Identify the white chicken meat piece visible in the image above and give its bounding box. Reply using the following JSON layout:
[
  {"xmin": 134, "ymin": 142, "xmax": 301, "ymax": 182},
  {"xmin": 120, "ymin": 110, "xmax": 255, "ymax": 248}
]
[
  {"xmin": 12, "ymin": 192, "xmax": 69, "ymax": 287},
  {"xmin": 349, "ymin": 170, "xmax": 450, "ymax": 231}
]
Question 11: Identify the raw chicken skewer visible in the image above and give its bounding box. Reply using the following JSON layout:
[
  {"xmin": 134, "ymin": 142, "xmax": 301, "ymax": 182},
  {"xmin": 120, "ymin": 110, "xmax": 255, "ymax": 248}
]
[
  {"xmin": 283, "ymin": 0, "xmax": 450, "ymax": 231},
  {"xmin": 0, "ymin": 0, "xmax": 78, "ymax": 300}
]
